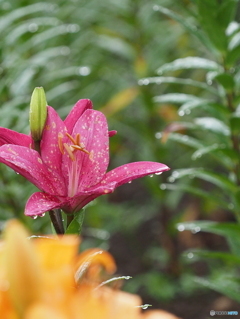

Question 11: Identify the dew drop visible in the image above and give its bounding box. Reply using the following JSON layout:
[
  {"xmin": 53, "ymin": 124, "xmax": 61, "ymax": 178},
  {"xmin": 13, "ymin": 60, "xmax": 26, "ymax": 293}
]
[
  {"xmin": 141, "ymin": 304, "xmax": 151, "ymax": 310},
  {"xmin": 139, "ymin": 79, "xmax": 150, "ymax": 86},
  {"xmin": 39, "ymin": 213, "xmax": 46, "ymax": 217},
  {"xmin": 149, "ymin": 175, "xmax": 154, "ymax": 177},
  {"xmin": 28, "ymin": 23, "xmax": 38, "ymax": 33},
  {"xmin": 128, "ymin": 181, "xmax": 132, "ymax": 184},
  {"xmin": 191, "ymin": 226, "xmax": 201, "ymax": 234},
  {"xmin": 172, "ymin": 171, "xmax": 180, "ymax": 178},
  {"xmin": 78, "ymin": 66, "xmax": 91, "ymax": 76},
  {"xmin": 32, "ymin": 215, "xmax": 38, "ymax": 220},
  {"xmin": 155, "ymin": 132, "xmax": 162, "ymax": 139},
  {"xmin": 178, "ymin": 110, "xmax": 185, "ymax": 116},
  {"xmin": 187, "ymin": 252, "xmax": 194, "ymax": 259},
  {"xmin": 155, "ymin": 172, "xmax": 162, "ymax": 175},
  {"xmin": 168, "ymin": 176, "xmax": 175, "ymax": 183},
  {"xmin": 185, "ymin": 109, "xmax": 191, "ymax": 115},
  {"xmin": 177, "ymin": 224, "xmax": 185, "ymax": 232}
]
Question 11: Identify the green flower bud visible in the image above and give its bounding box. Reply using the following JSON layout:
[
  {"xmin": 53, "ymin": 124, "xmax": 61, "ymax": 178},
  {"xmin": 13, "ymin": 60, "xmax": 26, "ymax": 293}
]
[{"xmin": 29, "ymin": 87, "xmax": 47, "ymax": 142}]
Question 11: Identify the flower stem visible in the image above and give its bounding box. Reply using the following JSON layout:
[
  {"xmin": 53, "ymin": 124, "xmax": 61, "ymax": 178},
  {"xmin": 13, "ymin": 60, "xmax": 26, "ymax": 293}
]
[{"xmin": 49, "ymin": 209, "xmax": 64, "ymax": 234}]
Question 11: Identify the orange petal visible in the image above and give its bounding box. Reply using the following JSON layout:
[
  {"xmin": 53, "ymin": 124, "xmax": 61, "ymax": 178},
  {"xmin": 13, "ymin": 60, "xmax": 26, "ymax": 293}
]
[
  {"xmin": 25, "ymin": 303, "xmax": 68, "ymax": 319},
  {"xmin": 4, "ymin": 220, "xmax": 42, "ymax": 316},
  {"xmin": 75, "ymin": 248, "xmax": 116, "ymax": 283},
  {"xmin": 141, "ymin": 309, "xmax": 181, "ymax": 319}
]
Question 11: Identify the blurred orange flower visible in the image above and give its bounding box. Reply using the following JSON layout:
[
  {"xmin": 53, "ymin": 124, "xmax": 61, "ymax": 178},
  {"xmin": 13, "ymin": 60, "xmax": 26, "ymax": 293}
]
[{"xmin": 0, "ymin": 220, "xmax": 180, "ymax": 319}]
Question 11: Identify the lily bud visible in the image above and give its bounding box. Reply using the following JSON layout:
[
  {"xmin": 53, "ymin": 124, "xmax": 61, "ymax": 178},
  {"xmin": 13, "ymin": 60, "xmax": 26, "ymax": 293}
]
[{"xmin": 29, "ymin": 87, "xmax": 47, "ymax": 142}]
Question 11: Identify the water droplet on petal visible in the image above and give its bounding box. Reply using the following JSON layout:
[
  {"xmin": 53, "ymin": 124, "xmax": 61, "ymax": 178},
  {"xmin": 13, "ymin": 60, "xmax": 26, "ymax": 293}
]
[
  {"xmin": 155, "ymin": 172, "xmax": 162, "ymax": 175},
  {"xmin": 149, "ymin": 175, "xmax": 153, "ymax": 177},
  {"xmin": 32, "ymin": 215, "xmax": 38, "ymax": 219},
  {"xmin": 128, "ymin": 181, "xmax": 132, "ymax": 184},
  {"xmin": 39, "ymin": 213, "xmax": 46, "ymax": 217}
]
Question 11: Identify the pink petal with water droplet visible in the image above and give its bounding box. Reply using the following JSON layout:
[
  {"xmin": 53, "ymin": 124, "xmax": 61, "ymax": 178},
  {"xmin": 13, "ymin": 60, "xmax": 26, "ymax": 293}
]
[
  {"xmin": 0, "ymin": 127, "xmax": 32, "ymax": 147},
  {"xmin": 102, "ymin": 162, "xmax": 170, "ymax": 187},
  {"xmin": 40, "ymin": 106, "xmax": 67, "ymax": 187},
  {"xmin": 70, "ymin": 109, "xmax": 109, "ymax": 190},
  {"xmin": 0, "ymin": 145, "xmax": 66, "ymax": 195},
  {"xmin": 25, "ymin": 192, "xmax": 65, "ymax": 216},
  {"xmin": 64, "ymin": 99, "xmax": 93, "ymax": 133}
]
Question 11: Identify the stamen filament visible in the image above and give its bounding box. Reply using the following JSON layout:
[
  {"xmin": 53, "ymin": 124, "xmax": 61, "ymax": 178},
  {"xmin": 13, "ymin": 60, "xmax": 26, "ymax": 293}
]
[{"xmin": 64, "ymin": 143, "xmax": 75, "ymax": 161}]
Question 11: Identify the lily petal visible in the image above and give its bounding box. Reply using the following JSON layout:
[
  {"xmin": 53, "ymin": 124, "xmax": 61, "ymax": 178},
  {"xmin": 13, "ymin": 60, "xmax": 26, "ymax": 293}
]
[
  {"xmin": 0, "ymin": 145, "xmax": 65, "ymax": 195},
  {"xmin": 71, "ymin": 109, "xmax": 109, "ymax": 190},
  {"xmin": 64, "ymin": 99, "xmax": 93, "ymax": 133},
  {"xmin": 102, "ymin": 162, "xmax": 170, "ymax": 187},
  {"xmin": 63, "ymin": 182, "xmax": 117, "ymax": 214},
  {"xmin": 40, "ymin": 106, "xmax": 67, "ymax": 186},
  {"xmin": 25, "ymin": 192, "xmax": 65, "ymax": 217},
  {"xmin": 0, "ymin": 128, "xmax": 32, "ymax": 147}
]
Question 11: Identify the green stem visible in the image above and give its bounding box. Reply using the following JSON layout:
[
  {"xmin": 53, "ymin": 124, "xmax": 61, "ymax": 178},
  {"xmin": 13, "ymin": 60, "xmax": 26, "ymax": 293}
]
[{"xmin": 49, "ymin": 209, "xmax": 64, "ymax": 234}]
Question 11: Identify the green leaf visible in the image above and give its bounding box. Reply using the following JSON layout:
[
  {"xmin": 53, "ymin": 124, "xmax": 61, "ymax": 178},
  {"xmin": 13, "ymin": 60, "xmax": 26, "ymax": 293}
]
[
  {"xmin": 183, "ymin": 249, "xmax": 240, "ymax": 265},
  {"xmin": 65, "ymin": 210, "xmax": 85, "ymax": 235},
  {"xmin": 154, "ymin": 93, "xmax": 199, "ymax": 104},
  {"xmin": 214, "ymin": 73, "xmax": 235, "ymax": 91},
  {"xmin": 194, "ymin": 275, "xmax": 240, "ymax": 303},
  {"xmin": 162, "ymin": 183, "xmax": 230, "ymax": 210},
  {"xmin": 178, "ymin": 101, "xmax": 229, "ymax": 119},
  {"xmin": 194, "ymin": 117, "xmax": 230, "ymax": 136},
  {"xmin": 177, "ymin": 221, "xmax": 240, "ymax": 240},
  {"xmin": 157, "ymin": 57, "xmax": 222, "ymax": 74},
  {"xmin": 139, "ymin": 76, "xmax": 217, "ymax": 94},
  {"xmin": 170, "ymin": 168, "xmax": 237, "ymax": 193},
  {"xmin": 153, "ymin": 5, "xmax": 213, "ymax": 50},
  {"xmin": 167, "ymin": 133, "xmax": 204, "ymax": 149},
  {"xmin": 196, "ymin": 0, "xmax": 237, "ymax": 52}
]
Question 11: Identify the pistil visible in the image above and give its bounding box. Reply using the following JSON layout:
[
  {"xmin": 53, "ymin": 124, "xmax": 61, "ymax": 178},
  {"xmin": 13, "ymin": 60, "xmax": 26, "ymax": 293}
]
[{"xmin": 58, "ymin": 132, "xmax": 91, "ymax": 197}]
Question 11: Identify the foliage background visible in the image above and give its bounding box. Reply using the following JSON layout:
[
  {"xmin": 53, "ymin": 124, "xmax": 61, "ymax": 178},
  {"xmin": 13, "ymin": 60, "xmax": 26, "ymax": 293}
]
[{"xmin": 1, "ymin": 0, "xmax": 240, "ymax": 318}]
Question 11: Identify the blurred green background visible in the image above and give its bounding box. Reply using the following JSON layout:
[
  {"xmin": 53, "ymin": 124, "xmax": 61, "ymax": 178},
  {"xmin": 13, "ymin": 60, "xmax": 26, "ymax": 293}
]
[{"xmin": 1, "ymin": 0, "xmax": 240, "ymax": 317}]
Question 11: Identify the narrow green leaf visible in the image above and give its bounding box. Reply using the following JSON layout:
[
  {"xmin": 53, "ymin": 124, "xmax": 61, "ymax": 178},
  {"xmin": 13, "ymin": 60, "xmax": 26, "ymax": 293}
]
[
  {"xmin": 139, "ymin": 76, "xmax": 217, "ymax": 94},
  {"xmin": 157, "ymin": 57, "xmax": 222, "ymax": 74},
  {"xmin": 177, "ymin": 221, "xmax": 240, "ymax": 240},
  {"xmin": 154, "ymin": 93, "xmax": 198, "ymax": 104},
  {"xmin": 167, "ymin": 133, "xmax": 204, "ymax": 149},
  {"xmin": 153, "ymin": 5, "xmax": 213, "ymax": 50},
  {"xmin": 162, "ymin": 183, "xmax": 230, "ymax": 209},
  {"xmin": 194, "ymin": 275, "xmax": 240, "ymax": 303},
  {"xmin": 194, "ymin": 117, "xmax": 230, "ymax": 136},
  {"xmin": 183, "ymin": 249, "xmax": 240, "ymax": 265},
  {"xmin": 170, "ymin": 168, "xmax": 237, "ymax": 193}
]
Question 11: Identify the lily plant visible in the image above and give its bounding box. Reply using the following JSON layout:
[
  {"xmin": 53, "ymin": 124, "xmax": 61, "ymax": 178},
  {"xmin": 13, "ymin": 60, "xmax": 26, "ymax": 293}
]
[{"xmin": 0, "ymin": 93, "xmax": 169, "ymax": 234}]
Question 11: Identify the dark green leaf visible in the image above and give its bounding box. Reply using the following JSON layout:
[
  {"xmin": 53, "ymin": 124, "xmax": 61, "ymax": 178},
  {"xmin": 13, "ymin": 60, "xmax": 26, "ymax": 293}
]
[{"xmin": 65, "ymin": 210, "xmax": 85, "ymax": 235}]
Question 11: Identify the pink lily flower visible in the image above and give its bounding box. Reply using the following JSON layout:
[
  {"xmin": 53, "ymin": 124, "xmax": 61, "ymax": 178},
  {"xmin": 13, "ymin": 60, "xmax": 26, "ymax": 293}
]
[{"xmin": 0, "ymin": 99, "xmax": 169, "ymax": 217}]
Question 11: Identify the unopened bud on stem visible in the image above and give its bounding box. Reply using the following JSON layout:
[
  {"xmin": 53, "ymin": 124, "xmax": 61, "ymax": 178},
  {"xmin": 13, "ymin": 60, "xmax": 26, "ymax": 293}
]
[{"xmin": 29, "ymin": 87, "xmax": 47, "ymax": 142}]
